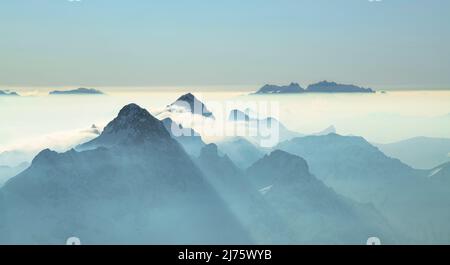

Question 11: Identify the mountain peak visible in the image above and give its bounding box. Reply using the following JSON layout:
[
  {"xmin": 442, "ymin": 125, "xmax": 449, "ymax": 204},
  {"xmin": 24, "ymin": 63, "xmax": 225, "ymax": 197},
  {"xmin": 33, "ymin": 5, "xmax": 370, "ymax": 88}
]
[
  {"xmin": 117, "ymin": 103, "xmax": 148, "ymax": 118},
  {"xmin": 264, "ymin": 150, "xmax": 309, "ymax": 171},
  {"xmin": 199, "ymin": 143, "xmax": 219, "ymax": 158},
  {"xmin": 177, "ymin": 93, "xmax": 195, "ymax": 101},
  {"xmin": 169, "ymin": 93, "xmax": 215, "ymax": 118},
  {"xmin": 246, "ymin": 150, "xmax": 312, "ymax": 190},
  {"xmin": 79, "ymin": 103, "xmax": 172, "ymax": 149},
  {"xmin": 248, "ymin": 150, "xmax": 311, "ymax": 180},
  {"xmin": 197, "ymin": 143, "xmax": 240, "ymax": 177},
  {"xmin": 31, "ymin": 149, "xmax": 58, "ymax": 165}
]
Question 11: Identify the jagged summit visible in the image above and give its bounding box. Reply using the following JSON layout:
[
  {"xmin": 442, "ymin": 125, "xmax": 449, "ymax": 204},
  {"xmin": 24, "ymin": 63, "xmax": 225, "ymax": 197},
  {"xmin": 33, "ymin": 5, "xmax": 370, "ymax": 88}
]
[
  {"xmin": 105, "ymin": 103, "xmax": 167, "ymax": 135},
  {"xmin": 258, "ymin": 150, "xmax": 309, "ymax": 174},
  {"xmin": 199, "ymin": 143, "xmax": 238, "ymax": 168},
  {"xmin": 197, "ymin": 143, "xmax": 241, "ymax": 179},
  {"xmin": 31, "ymin": 149, "xmax": 58, "ymax": 165},
  {"xmin": 79, "ymin": 103, "xmax": 172, "ymax": 149},
  {"xmin": 1, "ymin": 107, "xmax": 251, "ymax": 244},
  {"xmin": 168, "ymin": 93, "xmax": 214, "ymax": 118},
  {"xmin": 247, "ymin": 150, "xmax": 311, "ymax": 189},
  {"xmin": 177, "ymin": 93, "xmax": 196, "ymax": 102}
]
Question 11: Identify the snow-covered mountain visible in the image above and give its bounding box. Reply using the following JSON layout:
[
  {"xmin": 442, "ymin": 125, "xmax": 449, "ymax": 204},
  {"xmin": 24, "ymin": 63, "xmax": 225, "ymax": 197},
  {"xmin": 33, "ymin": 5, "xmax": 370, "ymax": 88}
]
[
  {"xmin": 161, "ymin": 93, "xmax": 214, "ymax": 119},
  {"xmin": 0, "ymin": 103, "xmax": 251, "ymax": 244}
]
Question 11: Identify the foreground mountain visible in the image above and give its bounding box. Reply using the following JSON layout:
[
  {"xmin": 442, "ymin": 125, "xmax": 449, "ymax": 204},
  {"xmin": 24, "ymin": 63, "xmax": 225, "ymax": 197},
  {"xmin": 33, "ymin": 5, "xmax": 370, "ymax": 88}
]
[
  {"xmin": 0, "ymin": 104, "xmax": 250, "ymax": 244},
  {"xmin": 375, "ymin": 136, "xmax": 450, "ymax": 169},
  {"xmin": 49, "ymin": 88, "xmax": 103, "ymax": 95},
  {"xmin": 246, "ymin": 150, "xmax": 396, "ymax": 244},
  {"xmin": 276, "ymin": 134, "xmax": 450, "ymax": 243}
]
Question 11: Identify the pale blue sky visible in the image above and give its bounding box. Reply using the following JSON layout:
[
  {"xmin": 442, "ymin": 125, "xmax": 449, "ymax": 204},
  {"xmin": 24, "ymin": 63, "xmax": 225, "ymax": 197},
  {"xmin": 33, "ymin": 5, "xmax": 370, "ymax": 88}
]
[{"xmin": 0, "ymin": 0, "xmax": 449, "ymax": 89}]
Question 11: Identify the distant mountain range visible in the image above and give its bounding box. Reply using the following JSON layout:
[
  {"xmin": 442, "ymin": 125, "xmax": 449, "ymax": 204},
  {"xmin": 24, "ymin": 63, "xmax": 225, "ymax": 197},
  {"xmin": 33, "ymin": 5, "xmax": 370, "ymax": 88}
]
[
  {"xmin": 0, "ymin": 150, "xmax": 32, "ymax": 168},
  {"xmin": 49, "ymin": 88, "xmax": 104, "ymax": 95},
  {"xmin": 254, "ymin": 81, "xmax": 374, "ymax": 94},
  {"xmin": 246, "ymin": 150, "xmax": 396, "ymax": 243},
  {"xmin": 2, "ymin": 95, "xmax": 449, "ymax": 244},
  {"xmin": 276, "ymin": 134, "xmax": 450, "ymax": 243},
  {"xmin": 0, "ymin": 90, "xmax": 19, "ymax": 96},
  {"xmin": 0, "ymin": 162, "xmax": 29, "ymax": 187},
  {"xmin": 255, "ymin": 83, "xmax": 304, "ymax": 94},
  {"xmin": 228, "ymin": 108, "xmax": 302, "ymax": 145},
  {"xmin": 216, "ymin": 137, "xmax": 266, "ymax": 169},
  {"xmin": 375, "ymin": 136, "xmax": 450, "ymax": 169},
  {"xmin": 227, "ymin": 108, "xmax": 336, "ymax": 147}
]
